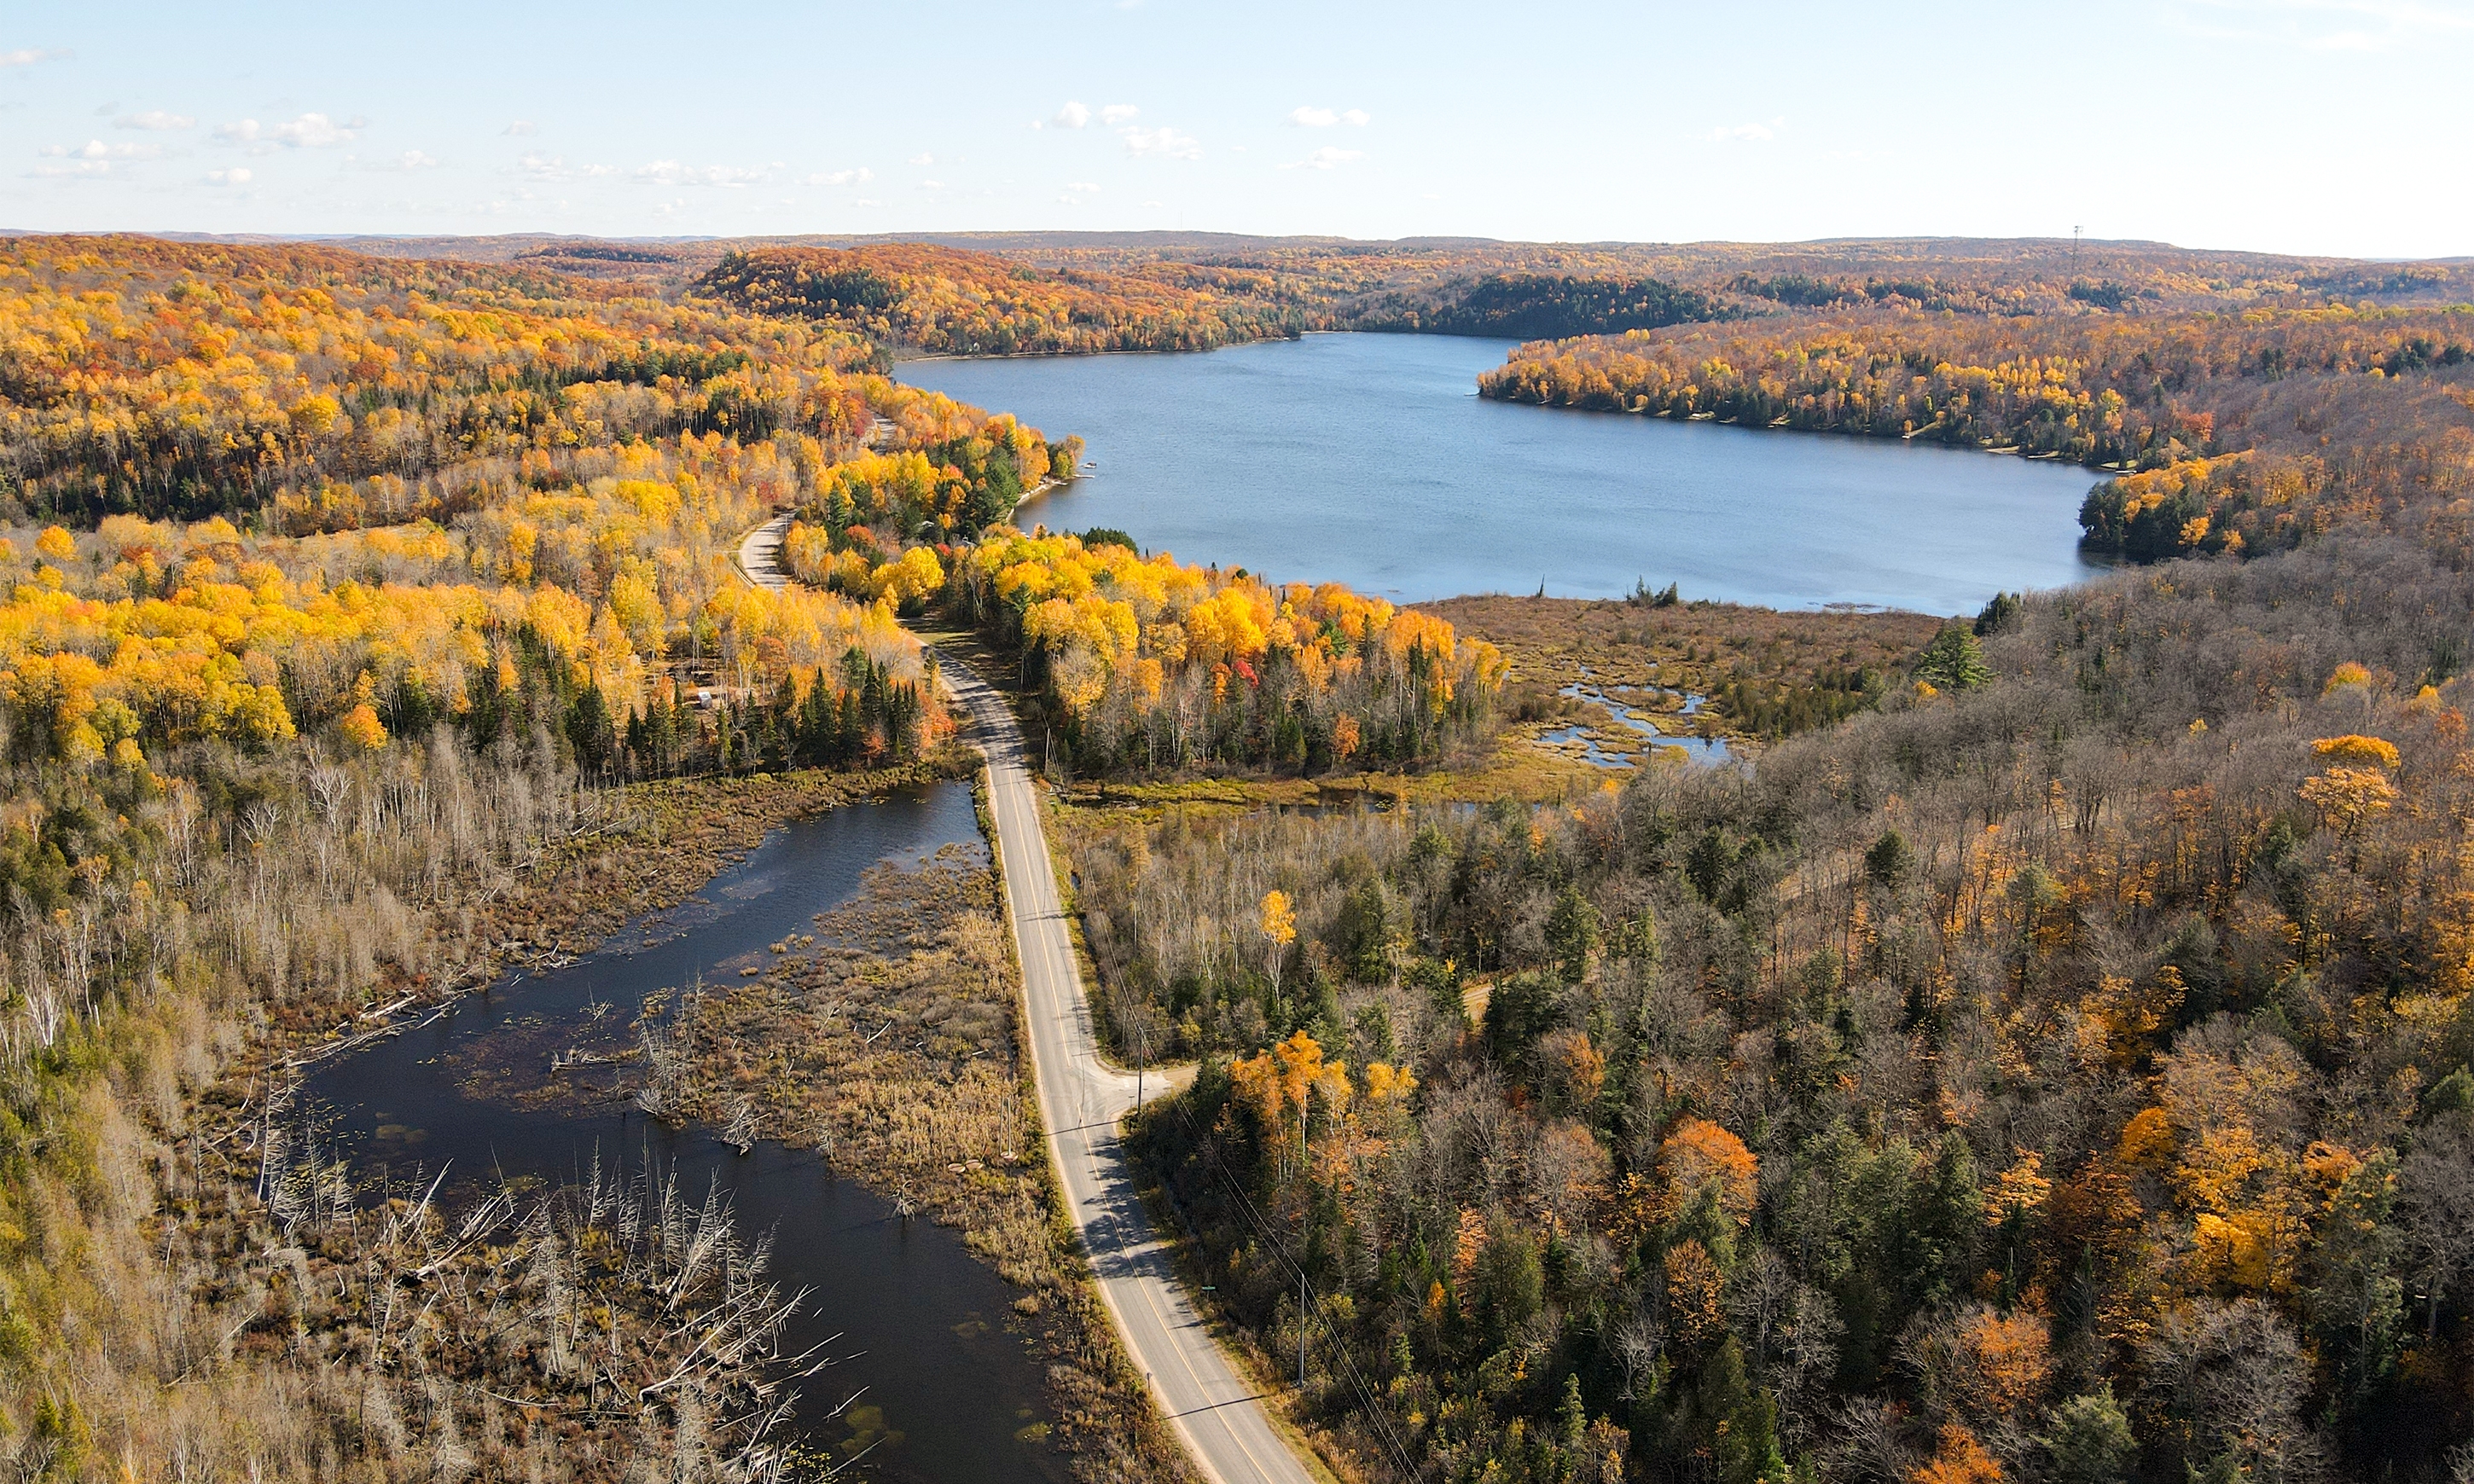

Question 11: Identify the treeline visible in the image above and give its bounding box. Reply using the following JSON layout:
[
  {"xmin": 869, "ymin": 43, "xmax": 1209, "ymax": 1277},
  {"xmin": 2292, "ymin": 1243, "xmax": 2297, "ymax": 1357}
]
[
  {"xmin": 682, "ymin": 238, "xmax": 2474, "ymax": 376},
  {"xmin": 694, "ymin": 244, "xmax": 1306, "ymax": 356},
  {"xmin": 1356, "ymin": 274, "xmax": 1738, "ymax": 339},
  {"xmin": 1480, "ymin": 304, "xmax": 2474, "ymax": 463},
  {"xmin": 1729, "ymin": 270, "xmax": 2168, "ymax": 317},
  {"xmin": 1480, "ymin": 305, "xmax": 2474, "ymax": 567},
  {"xmin": 1712, "ymin": 665, "xmax": 1882, "ymax": 741},
  {"xmin": 769, "ymin": 236, "xmax": 2474, "ymax": 340},
  {"xmin": 0, "ymin": 507, "xmax": 935, "ymax": 787},
  {"xmin": 938, "ymin": 527, "xmax": 1504, "ymax": 774},
  {"xmin": 790, "ymin": 417, "xmax": 1082, "ymax": 548},
  {"xmin": 604, "ymin": 646, "xmax": 930, "ymax": 780}
]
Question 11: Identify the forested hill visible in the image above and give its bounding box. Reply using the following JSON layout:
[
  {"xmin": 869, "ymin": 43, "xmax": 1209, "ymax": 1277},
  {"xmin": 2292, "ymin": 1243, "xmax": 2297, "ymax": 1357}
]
[
  {"xmin": 137, "ymin": 231, "xmax": 2474, "ymax": 357},
  {"xmin": 0, "ymin": 235, "xmax": 1071, "ymax": 529},
  {"xmin": 1480, "ymin": 302, "xmax": 2474, "ymax": 565},
  {"xmin": 693, "ymin": 243, "xmax": 1307, "ymax": 355},
  {"xmin": 685, "ymin": 235, "xmax": 2474, "ymax": 354},
  {"xmin": 1351, "ymin": 273, "xmax": 1738, "ymax": 338}
]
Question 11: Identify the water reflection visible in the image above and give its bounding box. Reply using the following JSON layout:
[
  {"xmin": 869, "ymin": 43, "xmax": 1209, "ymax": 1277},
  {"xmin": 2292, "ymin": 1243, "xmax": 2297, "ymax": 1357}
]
[{"xmin": 1542, "ymin": 679, "xmax": 1733, "ymax": 769}]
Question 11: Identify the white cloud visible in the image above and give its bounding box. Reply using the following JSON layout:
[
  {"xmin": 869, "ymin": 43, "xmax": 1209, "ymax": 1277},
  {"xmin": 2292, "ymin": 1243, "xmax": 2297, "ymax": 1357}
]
[
  {"xmin": 503, "ymin": 119, "xmax": 537, "ymax": 136},
  {"xmin": 42, "ymin": 139, "xmax": 160, "ymax": 160},
  {"xmin": 1703, "ymin": 116, "xmax": 1785, "ymax": 142},
  {"xmin": 851, "ymin": 197, "xmax": 880, "ymax": 208},
  {"xmin": 920, "ymin": 178, "xmax": 944, "ymax": 188},
  {"xmin": 1121, "ymin": 125, "xmax": 1199, "ymax": 159},
  {"xmin": 1280, "ymin": 146, "xmax": 1363, "ymax": 170},
  {"xmin": 30, "ymin": 160, "xmax": 113, "ymax": 178},
  {"xmin": 114, "ymin": 109, "xmax": 192, "ymax": 131},
  {"xmin": 807, "ymin": 166, "xmax": 872, "ymax": 186},
  {"xmin": 217, "ymin": 112, "xmax": 363, "ymax": 148},
  {"xmin": 206, "ymin": 167, "xmax": 251, "ymax": 185},
  {"xmin": 358, "ymin": 149, "xmax": 437, "ymax": 171},
  {"xmin": 0, "ymin": 48, "xmax": 69, "ymax": 68},
  {"xmin": 1048, "ymin": 101, "xmax": 1090, "ymax": 129},
  {"xmin": 908, "ymin": 152, "xmax": 935, "ymax": 165},
  {"xmin": 1284, "ymin": 105, "xmax": 1369, "ymax": 127},
  {"xmin": 1100, "ymin": 103, "xmax": 1139, "ymax": 125},
  {"xmin": 633, "ymin": 159, "xmax": 767, "ymax": 187},
  {"xmin": 514, "ymin": 153, "xmax": 613, "ymax": 181},
  {"xmin": 1066, "ymin": 181, "xmax": 1101, "ymax": 193}
]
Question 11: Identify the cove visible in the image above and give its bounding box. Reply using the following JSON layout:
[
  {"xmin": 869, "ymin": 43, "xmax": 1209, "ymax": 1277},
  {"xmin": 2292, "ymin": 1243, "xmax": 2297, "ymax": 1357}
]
[
  {"xmin": 903, "ymin": 333, "xmax": 2107, "ymax": 615},
  {"xmin": 301, "ymin": 782, "xmax": 1065, "ymax": 1484}
]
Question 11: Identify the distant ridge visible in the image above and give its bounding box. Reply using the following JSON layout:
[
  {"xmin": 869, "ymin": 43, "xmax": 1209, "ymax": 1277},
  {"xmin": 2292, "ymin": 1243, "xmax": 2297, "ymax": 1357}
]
[
  {"xmin": 8, "ymin": 226, "xmax": 2463, "ymax": 268},
  {"xmin": 4, "ymin": 229, "xmax": 2463, "ymax": 326}
]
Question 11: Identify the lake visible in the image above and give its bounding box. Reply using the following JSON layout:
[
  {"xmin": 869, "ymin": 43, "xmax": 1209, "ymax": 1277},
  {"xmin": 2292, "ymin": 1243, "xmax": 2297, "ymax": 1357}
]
[
  {"xmin": 903, "ymin": 333, "xmax": 2106, "ymax": 615},
  {"xmin": 304, "ymin": 783, "xmax": 1065, "ymax": 1484}
]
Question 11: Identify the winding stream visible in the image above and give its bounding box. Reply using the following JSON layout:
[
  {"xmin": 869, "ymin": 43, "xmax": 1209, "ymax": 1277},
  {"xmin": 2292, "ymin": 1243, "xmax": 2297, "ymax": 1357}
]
[
  {"xmin": 1540, "ymin": 675, "xmax": 1733, "ymax": 769},
  {"xmin": 303, "ymin": 782, "xmax": 1066, "ymax": 1484}
]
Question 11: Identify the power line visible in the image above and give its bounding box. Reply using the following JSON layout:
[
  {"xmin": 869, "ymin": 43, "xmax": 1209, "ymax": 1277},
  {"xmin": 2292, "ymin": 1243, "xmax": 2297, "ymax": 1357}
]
[{"xmin": 1149, "ymin": 1090, "xmax": 1424, "ymax": 1481}]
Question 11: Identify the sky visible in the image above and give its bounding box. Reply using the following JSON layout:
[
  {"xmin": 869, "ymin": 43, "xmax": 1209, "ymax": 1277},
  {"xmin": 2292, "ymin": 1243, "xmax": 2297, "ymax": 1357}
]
[{"xmin": 1, "ymin": 0, "xmax": 2468, "ymax": 259}]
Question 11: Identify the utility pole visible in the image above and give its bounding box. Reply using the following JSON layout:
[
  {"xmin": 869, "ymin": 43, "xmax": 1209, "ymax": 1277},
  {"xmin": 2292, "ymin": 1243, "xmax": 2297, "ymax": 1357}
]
[
  {"xmin": 1298, "ymin": 1099, "xmax": 1310, "ymax": 1388},
  {"xmin": 2072, "ymin": 224, "xmax": 2082, "ymax": 275}
]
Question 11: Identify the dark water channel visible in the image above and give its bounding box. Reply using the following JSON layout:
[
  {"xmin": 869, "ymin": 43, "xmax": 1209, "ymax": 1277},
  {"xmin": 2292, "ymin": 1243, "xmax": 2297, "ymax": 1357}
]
[{"xmin": 302, "ymin": 781, "xmax": 1064, "ymax": 1484}]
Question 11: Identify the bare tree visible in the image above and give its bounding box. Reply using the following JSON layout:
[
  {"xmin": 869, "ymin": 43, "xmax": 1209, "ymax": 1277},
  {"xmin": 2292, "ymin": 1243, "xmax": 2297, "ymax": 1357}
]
[{"xmin": 2403, "ymin": 1121, "xmax": 2474, "ymax": 1337}]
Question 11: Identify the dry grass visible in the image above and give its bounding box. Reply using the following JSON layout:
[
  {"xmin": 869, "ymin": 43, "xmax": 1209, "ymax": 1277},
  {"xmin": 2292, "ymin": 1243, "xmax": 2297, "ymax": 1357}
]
[
  {"xmin": 1052, "ymin": 742, "xmax": 1603, "ymax": 814},
  {"xmin": 1422, "ymin": 591, "xmax": 1939, "ymax": 707},
  {"xmin": 1420, "ymin": 592, "xmax": 1942, "ymax": 768}
]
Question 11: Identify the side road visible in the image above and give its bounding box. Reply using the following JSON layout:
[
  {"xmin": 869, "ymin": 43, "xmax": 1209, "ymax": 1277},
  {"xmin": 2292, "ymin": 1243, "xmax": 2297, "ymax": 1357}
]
[{"xmin": 735, "ymin": 514, "xmax": 1316, "ymax": 1484}]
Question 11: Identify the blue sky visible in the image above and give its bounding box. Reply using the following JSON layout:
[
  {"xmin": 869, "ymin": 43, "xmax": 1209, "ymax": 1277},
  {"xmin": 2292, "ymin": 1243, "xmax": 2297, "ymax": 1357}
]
[{"xmin": 2, "ymin": 0, "xmax": 2467, "ymax": 258}]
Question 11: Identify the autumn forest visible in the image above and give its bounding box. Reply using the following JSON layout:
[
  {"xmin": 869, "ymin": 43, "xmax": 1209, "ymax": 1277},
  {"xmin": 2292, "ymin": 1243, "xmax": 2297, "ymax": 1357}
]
[{"xmin": 3, "ymin": 224, "xmax": 2474, "ymax": 1484}]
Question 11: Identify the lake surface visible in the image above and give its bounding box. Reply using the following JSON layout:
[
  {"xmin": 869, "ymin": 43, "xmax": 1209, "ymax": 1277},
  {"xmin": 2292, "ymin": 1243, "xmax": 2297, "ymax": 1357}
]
[
  {"xmin": 903, "ymin": 333, "xmax": 2105, "ymax": 615},
  {"xmin": 304, "ymin": 782, "xmax": 1063, "ymax": 1484}
]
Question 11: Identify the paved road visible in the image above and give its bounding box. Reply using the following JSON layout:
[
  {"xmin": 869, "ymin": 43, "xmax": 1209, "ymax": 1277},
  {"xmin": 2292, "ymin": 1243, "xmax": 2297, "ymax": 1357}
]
[{"xmin": 736, "ymin": 513, "xmax": 1315, "ymax": 1484}]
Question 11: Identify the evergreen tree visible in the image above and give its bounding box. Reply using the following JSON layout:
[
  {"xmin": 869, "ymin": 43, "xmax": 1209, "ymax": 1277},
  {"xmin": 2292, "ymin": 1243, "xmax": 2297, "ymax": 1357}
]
[
  {"xmin": 2041, "ymin": 1387, "xmax": 2138, "ymax": 1484},
  {"xmin": 1915, "ymin": 624, "xmax": 1992, "ymax": 690}
]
